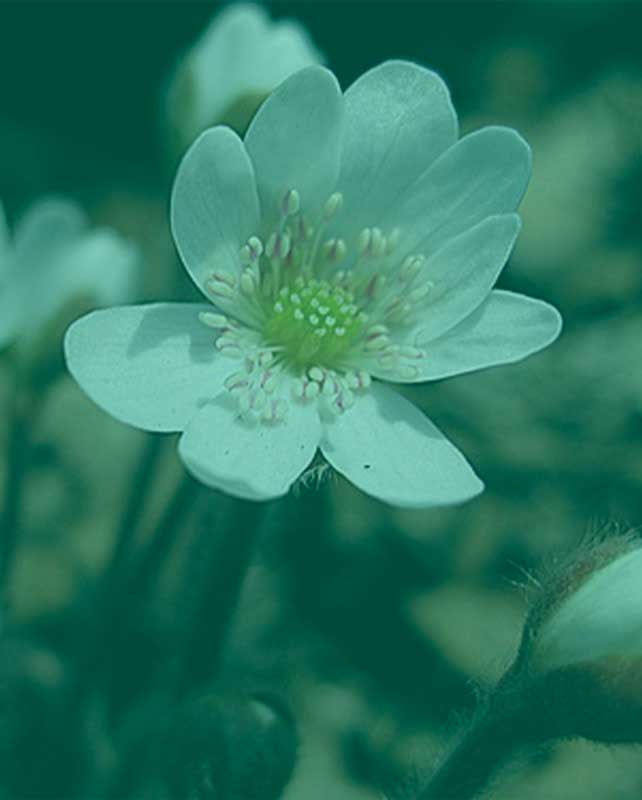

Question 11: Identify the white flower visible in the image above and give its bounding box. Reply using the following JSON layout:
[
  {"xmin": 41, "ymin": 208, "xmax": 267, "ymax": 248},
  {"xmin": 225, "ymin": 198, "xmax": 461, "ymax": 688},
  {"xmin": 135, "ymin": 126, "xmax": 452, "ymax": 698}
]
[
  {"xmin": 533, "ymin": 547, "xmax": 642, "ymax": 672},
  {"xmin": 0, "ymin": 196, "xmax": 138, "ymax": 351},
  {"xmin": 65, "ymin": 62, "xmax": 562, "ymax": 507},
  {"xmin": 166, "ymin": 3, "xmax": 322, "ymax": 149}
]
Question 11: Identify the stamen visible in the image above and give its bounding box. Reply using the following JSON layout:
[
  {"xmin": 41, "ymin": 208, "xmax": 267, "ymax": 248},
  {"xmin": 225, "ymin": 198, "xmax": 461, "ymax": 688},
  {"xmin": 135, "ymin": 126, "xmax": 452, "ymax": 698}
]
[
  {"xmin": 281, "ymin": 189, "xmax": 300, "ymax": 218},
  {"xmin": 199, "ymin": 311, "xmax": 229, "ymax": 329},
  {"xmin": 323, "ymin": 192, "xmax": 343, "ymax": 220}
]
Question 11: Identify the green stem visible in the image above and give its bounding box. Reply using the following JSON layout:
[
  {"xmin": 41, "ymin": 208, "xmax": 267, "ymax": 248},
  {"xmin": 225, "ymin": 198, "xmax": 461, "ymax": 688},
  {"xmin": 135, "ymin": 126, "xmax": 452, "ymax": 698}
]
[
  {"xmin": 0, "ymin": 377, "xmax": 37, "ymax": 602},
  {"xmin": 174, "ymin": 497, "xmax": 269, "ymax": 697},
  {"xmin": 72, "ymin": 473, "xmax": 201, "ymax": 705},
  {"xmin": 416, "ymin": 677, "xmax": 531, "ymax": 800},
  {"xmin": 126, "ymin": 472, "xmax": 201, "ymax": 599},
  {"xmin": 417, "ymin": 715, "xmax": 514, "ymax": 800},
  {"xmin": 102, "ymin": 434, "xmax": 165, "ymax": 586}
]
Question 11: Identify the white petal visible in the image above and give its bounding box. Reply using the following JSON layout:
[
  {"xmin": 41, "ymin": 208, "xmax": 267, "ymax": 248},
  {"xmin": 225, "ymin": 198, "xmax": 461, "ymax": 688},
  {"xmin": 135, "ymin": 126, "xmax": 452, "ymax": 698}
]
[
  {"xmin": 404, "ymin": 214, "xmax": 521, "ymax": 342},
  {"xmin": 171, "ymin": 126, "xmax": 261, "ymax": 297},
  {"xmin": 13, "ymin": 197, "xmax": 88, "ymax": 262},
  {"xmin": 178, "ymin": 392, "xmax": 321, "ymax": 500},
  {"xmin": 244, "ymin": 66, "xmax": 343, "ymax": 227},
  {"xmin": 396, "ymin": 290, "xmax": 562, "ymax": 383},
  {"xmin": 320, "ymin": 383, "xmax": 483, "ymax": 508},
  {"xmin": 335, "ymin": 61, "xmax": 457, "ymax": 235},
  {"xmin": 65, "ymin": 303, "xmax": 231, "ymax": 432},
  {"xmin": 393, "ymin": 126, "xmax": 531, "ymax": 258},
  {"xmin": 534, "ymin": 549, "xmax": 642, "ymax": 670}
]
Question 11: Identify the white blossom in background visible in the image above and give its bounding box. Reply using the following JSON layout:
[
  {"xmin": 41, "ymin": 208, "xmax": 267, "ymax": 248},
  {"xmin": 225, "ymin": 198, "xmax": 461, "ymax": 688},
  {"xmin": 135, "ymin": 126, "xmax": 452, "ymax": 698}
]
[
  {"xmin": 66, "ymin": 62, "xmax": 562, "ymax": 507},
  {"xmin": 532, "ymin": 547, "xmax": 642, "ymax": 672},
  {"xmin": 165, "ymin": 3, "xmax": 322, "ymax": 151},
  {"xmin": 0, "ymin": 196, "xmax": 138, "ymax": 352}
]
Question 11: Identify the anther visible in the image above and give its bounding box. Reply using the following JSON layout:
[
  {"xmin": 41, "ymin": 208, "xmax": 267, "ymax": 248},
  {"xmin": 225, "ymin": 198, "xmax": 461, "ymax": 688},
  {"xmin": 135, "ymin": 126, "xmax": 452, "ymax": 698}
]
[
  {"xmin": 212, "ymin": 271, "xmax": 236, "ymax": 287},
  {"xmin": 281, "ymin": 189, "xmax": 300, "ymax": 217},
  {"xmin": 224, "ymin": 372, "xmax": 250, "ymax": 392},
  {"xmin": 400, "ymin": 255, "xmax": 424, "ymax": 282},
  {"xmin": 398, "ymin": 365, "xmax": 419, "ymax": 380},
  {"xmin": 265, "ymin": 232, "xmax": 278, "ymax": 259},
  {"xmin": 277, "ymin": 232, "xmax": 291, "ymax": 260},
  {"xmin": 198, "ymin": 311, "xmax": 229, "ymax": 329},
  {"xmin": 364, "ymin": 336, "xmax": 390, "ymax": 352},
  {"xmin": 357, "ymin": 228, "xmax": 372, "ymax": 256},
  {"xmin": 386, "ymin": 228, "xmax": 400, "ymax": 254},
  {"xmin": 240, "ymin": 270, "xmax": 256, "ymax": 296},
  {"xmin": 370, "ymin": 227, "xmax": 385, "ymax": 257},
  {"xmin": 304, "ymin": 381, "xmax": 320, "ymax": 399},
  {"xmin": 408, "ymin": 282, "xmax": 433, "ymax": 303},
  {"xmin": 366, "ymin": 324, "xmax": 389, "ymax": 338},
  {"xmin": 206, "ymin": 279, "xmax": 235, "ymax": 300},
  {"xmin": 323, "ymin": 192, "xmax": 343, "ymax": 220},
  {"xmin": 365, "ymin": 272, "xmax": 386, "ymax": 298}
]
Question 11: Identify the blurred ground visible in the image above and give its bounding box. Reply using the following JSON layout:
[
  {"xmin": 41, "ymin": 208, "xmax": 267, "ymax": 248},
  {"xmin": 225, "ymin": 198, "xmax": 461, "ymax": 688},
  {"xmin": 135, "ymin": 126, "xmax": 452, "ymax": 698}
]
[{"xmin": 1, "ymin": 2, "xmax": 642, "ymax": 798}]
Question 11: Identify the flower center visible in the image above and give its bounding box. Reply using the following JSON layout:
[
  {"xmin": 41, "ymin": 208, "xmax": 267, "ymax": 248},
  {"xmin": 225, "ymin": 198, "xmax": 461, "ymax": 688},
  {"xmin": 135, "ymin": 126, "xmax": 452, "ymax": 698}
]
[
  {"xmin": 263, "ymin": 277, "xmax": 365, "ymax": 370},
  {"xmin": 200, "ymin": 187, "xmax": 432, "ymax": 422}
]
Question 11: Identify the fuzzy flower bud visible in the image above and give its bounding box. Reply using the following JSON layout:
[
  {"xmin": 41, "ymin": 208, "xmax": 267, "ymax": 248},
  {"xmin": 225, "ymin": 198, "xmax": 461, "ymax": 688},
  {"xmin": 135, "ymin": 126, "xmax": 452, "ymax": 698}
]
[
  {"xmin": 164, "ymin": 4, "xmax": 323, "ymax": 152},
  {"xmin": 514, "ymin": 533, "xmax": 642, "ymax": 746},
  {"xmin": 524, "ymin": 535, "xmax": 642, "ymax": 672},
  {"xmin": 162, "ymin": 691, "xmax": 298, "ymax": 800}
]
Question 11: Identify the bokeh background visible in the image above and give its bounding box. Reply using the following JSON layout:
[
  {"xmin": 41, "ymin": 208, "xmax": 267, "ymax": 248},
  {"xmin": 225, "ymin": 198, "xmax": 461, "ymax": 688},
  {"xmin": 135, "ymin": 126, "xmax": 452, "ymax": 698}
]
[{"xmin": 1, "ymin": 2, "xmax": 642, "ymax": 798}]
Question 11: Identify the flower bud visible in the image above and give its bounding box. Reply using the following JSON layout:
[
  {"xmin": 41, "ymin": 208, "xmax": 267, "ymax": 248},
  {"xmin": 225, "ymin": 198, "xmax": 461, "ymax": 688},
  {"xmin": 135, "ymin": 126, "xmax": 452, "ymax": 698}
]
[
  {"xmin": 0, "ymin": 639, "xmax": 84, "ymax": 798},
  {"xmin": 525, "ymin": 535, "xmax": 642, "ymax": 672},
  {"xmin": 162, "ymin": 691, "xmax": 298, "ymax": 800},
  {"xmin": 164, "ymin": 4, "xmax": 323, "ymax": 153},
  {"xmin": 514, "ymin": 533, "xmax": 642, "ymax": 745}
]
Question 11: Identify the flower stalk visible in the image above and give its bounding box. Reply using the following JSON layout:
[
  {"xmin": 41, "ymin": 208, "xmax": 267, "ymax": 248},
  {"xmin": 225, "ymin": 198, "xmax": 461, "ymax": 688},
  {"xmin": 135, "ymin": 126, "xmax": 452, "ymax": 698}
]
[{"xmin": 174, "ymin": 497, "xmax": 269, "ymax": 696}]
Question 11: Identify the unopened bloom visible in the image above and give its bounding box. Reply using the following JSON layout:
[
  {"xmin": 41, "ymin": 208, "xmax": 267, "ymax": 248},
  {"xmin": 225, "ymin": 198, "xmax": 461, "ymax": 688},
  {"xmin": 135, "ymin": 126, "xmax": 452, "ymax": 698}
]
[
  {"xmin": 66, "ymin": 62, "xmax": 561, "ymax": 506},
  {"xmin": 532, "ymin": 545, "xmax": 642, "ymax": 672},
  {"xmin": 0, "ymin": 196, "xmax": 137, "ymax": 352},
  {"xmin": 165, "ymin": 3, "xmax": 322, "ymax": 150}
]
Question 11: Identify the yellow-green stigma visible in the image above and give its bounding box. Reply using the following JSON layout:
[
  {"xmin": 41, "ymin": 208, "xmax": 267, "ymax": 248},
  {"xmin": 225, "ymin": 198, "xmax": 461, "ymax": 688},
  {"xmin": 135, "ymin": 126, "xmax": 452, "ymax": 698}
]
[{"xmin": 263, "ymin": 277, "xmax": 365, "ymax": 370}]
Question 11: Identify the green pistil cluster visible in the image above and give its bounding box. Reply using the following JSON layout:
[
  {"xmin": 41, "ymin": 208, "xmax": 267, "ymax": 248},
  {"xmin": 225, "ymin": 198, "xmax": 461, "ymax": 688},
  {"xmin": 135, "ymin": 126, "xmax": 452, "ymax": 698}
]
[{"xmin": 263, "ymin": 277, "xmax": 365, "ymax": 370}]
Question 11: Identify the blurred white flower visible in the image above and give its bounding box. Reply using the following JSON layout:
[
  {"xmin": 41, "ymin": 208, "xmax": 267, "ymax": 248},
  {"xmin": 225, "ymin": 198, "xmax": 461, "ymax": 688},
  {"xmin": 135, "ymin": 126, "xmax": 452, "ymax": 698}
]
[
  {"xmin": 165, "ymin": 3, "xmax": 322, "ymax": 151},
  {"xmin": 66, "ymin": 62, "xmax": 561, "ymax": 506},
  {"xmin": 533, "ymin": 546, "xmax": 642, "ymax": 671},
  {"xmin": 0, "ymin": 196, "xmax": 138, "ymax": 352}
]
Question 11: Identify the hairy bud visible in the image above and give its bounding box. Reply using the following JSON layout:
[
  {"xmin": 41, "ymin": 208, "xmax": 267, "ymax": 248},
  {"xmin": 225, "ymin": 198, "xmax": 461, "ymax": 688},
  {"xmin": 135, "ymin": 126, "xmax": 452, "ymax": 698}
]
[{"xmin": 162, "ymin": 691, "xmax": 298, "ymax": 800}]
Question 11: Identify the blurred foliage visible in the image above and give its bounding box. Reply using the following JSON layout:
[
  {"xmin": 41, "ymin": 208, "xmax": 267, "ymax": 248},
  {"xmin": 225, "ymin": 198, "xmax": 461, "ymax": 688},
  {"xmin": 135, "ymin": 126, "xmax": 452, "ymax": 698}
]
[{"xmin": 1, "ymin": 1, "xmax": 642, "ymax": 798}]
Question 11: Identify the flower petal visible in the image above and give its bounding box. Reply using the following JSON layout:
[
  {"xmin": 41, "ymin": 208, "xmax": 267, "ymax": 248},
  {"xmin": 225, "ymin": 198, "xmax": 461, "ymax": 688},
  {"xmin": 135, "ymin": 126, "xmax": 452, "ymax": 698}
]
[
  {"xmin": 171, "ymin": 126, "xmax": 261, "ymax": 296},
  {"xmin": 393, "ymin": 290, "xmax": 562, "ymax": 383},
  {"xmin": 320, "ymin": 383, "xmax": 483, "ymax": 508},
  {"xmin": 65, "ymin": 303, "xmax": 230, "ymax": 432},
  {"xmin": 402, "ymin": 213, "xmax": 521, "ymax": 343},
  {"xmin": 13, "ymin": 197, "xmax": 88, "ymax": 262},
  {"xmin": 179, "ymin": 392, "xmax": 321, "ymax": 500},
  {"xmin": 335, "ymin": 61, "xmax": 458, "ymax": 235},
  {"xmin": 393, "ymin": 126, "xmax": 531, "ymax": 258},
  {"xmin": 244, "ymin": 66, "xmax": 343, "ymax": 226}
]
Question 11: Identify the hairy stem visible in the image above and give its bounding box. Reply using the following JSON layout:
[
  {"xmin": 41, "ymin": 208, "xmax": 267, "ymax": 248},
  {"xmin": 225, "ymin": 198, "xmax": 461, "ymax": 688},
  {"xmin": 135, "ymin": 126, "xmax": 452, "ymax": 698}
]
[
  {"xmin": 417, "ymin": 678, "xmax": 531, "ymax": 800},
  {"xmin": 174, "ymin": 497, "xmax": 269, "ymax": 696},
  {"xmin": 103, "ymin": 434, "xmax": 165, "ymax": 584}
]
